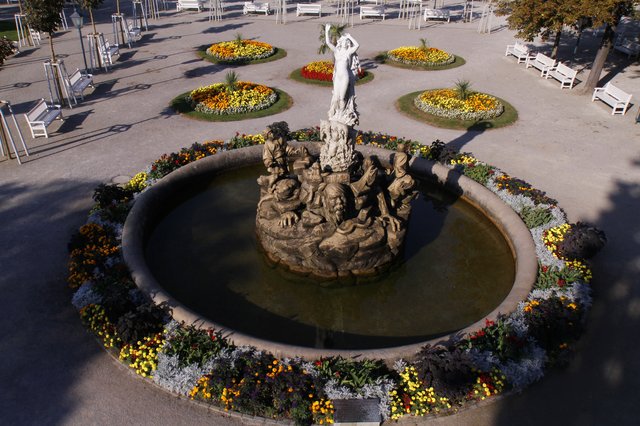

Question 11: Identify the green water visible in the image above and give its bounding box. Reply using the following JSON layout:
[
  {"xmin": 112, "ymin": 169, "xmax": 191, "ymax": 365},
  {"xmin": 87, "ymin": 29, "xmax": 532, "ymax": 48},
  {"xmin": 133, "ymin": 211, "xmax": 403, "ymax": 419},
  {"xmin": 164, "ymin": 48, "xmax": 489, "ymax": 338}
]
[{"xmin": 146, "ymin": 165, "xmax": 515, "ymax": 349}]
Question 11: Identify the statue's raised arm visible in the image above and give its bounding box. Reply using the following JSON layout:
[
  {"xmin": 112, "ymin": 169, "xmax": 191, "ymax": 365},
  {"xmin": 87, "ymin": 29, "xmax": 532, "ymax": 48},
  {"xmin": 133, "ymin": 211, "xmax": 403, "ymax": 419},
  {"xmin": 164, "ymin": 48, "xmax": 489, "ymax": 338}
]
[{"xmin": 325, "ymin": 25, "xmax": 336, "ymax": 52}]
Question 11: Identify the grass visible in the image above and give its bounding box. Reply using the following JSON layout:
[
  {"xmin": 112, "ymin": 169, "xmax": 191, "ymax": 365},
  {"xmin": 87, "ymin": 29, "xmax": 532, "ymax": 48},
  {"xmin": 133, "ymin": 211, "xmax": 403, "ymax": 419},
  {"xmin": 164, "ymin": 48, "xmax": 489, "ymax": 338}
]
[
  {"xmin": 375, "ymin": 53, "xmax": 466, "ymax": 71},
  {"xmin": 396, "ymin": 90, "xmax": 518, "ymax": 130},
  {"xmin": 170, "ymin": 88, "xmax": 293, "ymax": 122},
  {"xmin": 288, "ymin": 68, "xmax": 374, "ymax": 87},
  {"xmin": 0, "ymin": 20, "xmax": 18, "ymax": 41},
  {"xmin": 196, "ymin": 45, "xmax": 287, "ymax": 66}
]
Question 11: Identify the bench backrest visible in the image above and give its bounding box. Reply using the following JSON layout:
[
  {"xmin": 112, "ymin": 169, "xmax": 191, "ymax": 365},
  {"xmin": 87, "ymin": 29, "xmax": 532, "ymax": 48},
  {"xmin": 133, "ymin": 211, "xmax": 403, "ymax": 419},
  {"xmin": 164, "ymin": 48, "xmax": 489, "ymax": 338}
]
[
  {"xmin": 514, "ymin": 41, "xmax": 528, "ymax": 53},
  {"xmin": 180, "ymin": 0, "xmax": 202, "ymax": 5},
  {"xmin": 535, "ymin": 52, "xmax": 555, "ymax": 66},
  {"xmin": 604, "ymin": 82, "xmax": 632, "ymax": 102},
  {"xmin": 68, "ymin": 69, "xmax": 82, "ymax": 85},
  {"xmin": 555, "ymin": 62, "xmax": 577, "ymax": 78},
  {"xmin": 27, "ymin": 99, "xmax": 47, "ymax": 120}
]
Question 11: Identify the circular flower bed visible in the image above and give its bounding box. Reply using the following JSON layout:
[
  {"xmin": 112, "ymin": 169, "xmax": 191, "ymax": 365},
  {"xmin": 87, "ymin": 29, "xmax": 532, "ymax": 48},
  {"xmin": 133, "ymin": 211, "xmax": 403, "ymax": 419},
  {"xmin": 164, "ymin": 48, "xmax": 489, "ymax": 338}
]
[
  {"xmin": 68, "ymin": 127, "xmax": 601, "ymax": 424},
  {"xmin": 187, "ymin": 82, "xmax": 277, "ymax": 115},
  {"xmin": 387, "ymin": 46, "xmax": 455, "ymax": 67},
  {"xmin": 415, "ymin": 89, "xmax": 504, "ymax": 121},
  {"xmin": 300, "ymin": 60, "xmax": 366, "ymax": 82},
  {"xmin": 205, "ymin": 39, "xmax": 275, "ymax": 62}
]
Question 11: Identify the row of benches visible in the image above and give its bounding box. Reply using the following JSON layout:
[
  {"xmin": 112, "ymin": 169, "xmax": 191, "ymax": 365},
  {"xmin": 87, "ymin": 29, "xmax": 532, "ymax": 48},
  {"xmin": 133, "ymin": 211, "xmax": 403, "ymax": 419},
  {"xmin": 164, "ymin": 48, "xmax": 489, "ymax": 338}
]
[
  {"xmin": 505, "ymin": 41, "xmax": 633, "ymax": 116},
  {"xmin": 233, "ymin": 1, "xmax": 451, "ymax": 21}
]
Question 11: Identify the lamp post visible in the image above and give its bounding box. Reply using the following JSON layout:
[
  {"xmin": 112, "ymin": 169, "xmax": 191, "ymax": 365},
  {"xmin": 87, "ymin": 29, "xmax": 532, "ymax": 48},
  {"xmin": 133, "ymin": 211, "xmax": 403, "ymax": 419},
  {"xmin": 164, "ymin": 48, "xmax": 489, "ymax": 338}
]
[{"xmin": 70, "ymin": 10, "xmax": 88, "ymax": 73}]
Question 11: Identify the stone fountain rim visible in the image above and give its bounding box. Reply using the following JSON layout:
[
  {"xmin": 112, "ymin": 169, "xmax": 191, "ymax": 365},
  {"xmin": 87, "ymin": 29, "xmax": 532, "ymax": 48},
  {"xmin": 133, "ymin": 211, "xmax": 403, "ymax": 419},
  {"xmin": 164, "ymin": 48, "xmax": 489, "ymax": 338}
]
[{"xmin": 122, "ymin": 143, "xmax": 538, "ymax": 361}]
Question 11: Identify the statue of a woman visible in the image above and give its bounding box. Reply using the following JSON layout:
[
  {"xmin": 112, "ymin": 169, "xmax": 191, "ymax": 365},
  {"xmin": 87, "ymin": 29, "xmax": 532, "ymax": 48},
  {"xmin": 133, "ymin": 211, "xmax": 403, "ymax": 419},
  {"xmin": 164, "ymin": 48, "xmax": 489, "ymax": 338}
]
[{"xmin": 325, "ymin": 26, "xmax": 360, "ymax": 125}]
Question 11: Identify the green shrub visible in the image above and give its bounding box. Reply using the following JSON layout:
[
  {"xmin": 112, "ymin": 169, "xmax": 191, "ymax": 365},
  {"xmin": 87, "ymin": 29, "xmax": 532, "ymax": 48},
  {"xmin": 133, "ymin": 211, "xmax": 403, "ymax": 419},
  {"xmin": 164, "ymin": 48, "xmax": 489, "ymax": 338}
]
[
  {"xmin": 535, "ymin": 264, "xmax": 585, "ymax": 290},
  {"xmin": 520, "ymin": 205, "xmax": 554, "ymax": 228},
  {"xmin": 165, "ymin": 324, "xmax": 233, "ymax": 368},
  {"xmin": 0, "ymin": 37, "xmax": 15, "ymax": 66},
  {"xmin": 462, "ymin": 163, "xmax": 494, "ymax": 185}
]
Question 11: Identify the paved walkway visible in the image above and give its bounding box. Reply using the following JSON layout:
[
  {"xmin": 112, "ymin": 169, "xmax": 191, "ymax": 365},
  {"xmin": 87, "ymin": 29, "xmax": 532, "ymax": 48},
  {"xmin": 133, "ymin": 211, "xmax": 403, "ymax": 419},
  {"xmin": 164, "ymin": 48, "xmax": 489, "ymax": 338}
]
[{"xmin": 1, "ymin": 1, "xmax": 639, "ymax": 425}]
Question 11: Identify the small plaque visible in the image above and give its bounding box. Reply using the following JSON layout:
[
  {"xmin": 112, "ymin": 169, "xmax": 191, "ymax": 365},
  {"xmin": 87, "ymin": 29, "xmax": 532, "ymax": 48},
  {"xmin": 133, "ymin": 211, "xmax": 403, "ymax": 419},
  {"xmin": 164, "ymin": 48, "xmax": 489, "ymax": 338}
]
[{"xmin": 333, "ymin": 398, "xmax": 380, "ymax": 424}]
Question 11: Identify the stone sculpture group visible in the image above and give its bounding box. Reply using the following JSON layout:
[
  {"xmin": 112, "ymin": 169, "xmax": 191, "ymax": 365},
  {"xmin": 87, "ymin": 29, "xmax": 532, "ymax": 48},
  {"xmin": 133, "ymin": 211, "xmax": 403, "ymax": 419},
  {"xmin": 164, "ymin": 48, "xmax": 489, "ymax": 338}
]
[{"xmin": 255, "ymin": 30, "xmax": 417, "ymax": 279}]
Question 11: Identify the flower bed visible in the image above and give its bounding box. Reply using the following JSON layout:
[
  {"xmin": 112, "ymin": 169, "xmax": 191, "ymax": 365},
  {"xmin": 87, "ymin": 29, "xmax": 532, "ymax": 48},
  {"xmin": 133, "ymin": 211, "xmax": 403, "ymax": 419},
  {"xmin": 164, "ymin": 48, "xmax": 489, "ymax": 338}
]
[
  {"xmin": 187, "ymin": 82, "xmax": 277, "ymax": 115},
  {"xmin": 205, "ymin": 39, "xmax": 275, "ymax": 62},
  {"xmin": 300, "ymin": 60, "xmax": 366, "ymax": 82},
  {"xmin": 387, "ymin": 46, "xmax": 455, "ymax": 67},
  {"xmin": 414, "ymin": 89, "xmax": 504, "ymax": 121},
  {"xmin": 69, "ymin": 127, "xmax": 600, "ymax": 424}
]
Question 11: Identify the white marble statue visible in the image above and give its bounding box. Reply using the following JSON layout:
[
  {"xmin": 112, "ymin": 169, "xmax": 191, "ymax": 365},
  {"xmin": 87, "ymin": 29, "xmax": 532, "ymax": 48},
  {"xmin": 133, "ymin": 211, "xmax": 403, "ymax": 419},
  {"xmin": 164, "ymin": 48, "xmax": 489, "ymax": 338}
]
[{"xmin": 325, "ymin": 26, "xmax": 360, "ymax": 126}]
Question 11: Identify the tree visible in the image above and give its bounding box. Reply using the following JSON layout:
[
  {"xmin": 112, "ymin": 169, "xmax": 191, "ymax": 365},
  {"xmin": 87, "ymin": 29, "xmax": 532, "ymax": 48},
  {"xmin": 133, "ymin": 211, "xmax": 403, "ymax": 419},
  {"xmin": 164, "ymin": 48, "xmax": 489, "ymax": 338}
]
[
  {"xmin": 22, "ymin": 0, "xmax": 63, "ymax": 61},
  {"xmin": 578, "ymin": 0, "xmax": 637, "ymax": 94},
  {"xmin": 495, "ymin": 0, "xmax": 581, "ymax": 59},
  {"xmin": 78, "ymin": 0, "xmax": 104, "ymax": 34}
]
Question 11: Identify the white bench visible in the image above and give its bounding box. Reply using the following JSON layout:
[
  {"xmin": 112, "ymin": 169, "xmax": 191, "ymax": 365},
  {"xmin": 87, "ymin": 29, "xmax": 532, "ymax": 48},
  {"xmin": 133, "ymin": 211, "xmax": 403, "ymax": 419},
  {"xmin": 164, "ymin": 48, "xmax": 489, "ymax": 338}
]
[
  {"xmin": 296, "ymin": 3, "xmax": 322, "ymax": 17},
  {"xmin": 614, "ymin": 38, "xmax": 640, "ymax": 59},
  {"xmin": 24, "ymin": 99, "xmax": 63, "ymax": 139},
  {"xmin": 68, "ymin": 69, "xmax": 94, "ymax": 101},
  {"xmin": 243, "ymin": 2, "xmax": 270, "ymax": 15},
  {"xmin": 177, "ymin": 0, "xmax": 204, "ymax": 11},
  {"xmin": 423, "ymin": 8, "xmax": 450, "ymax": 22},
  {"xmin": 101, "ymin": 40, "xmax": 119, "ymax": 67},
  {"xmin": 360, "ymin": 5, "xmax": 386, "ymax": 20},
  {"xmin": 546, "ymin": 62, "xmax": 578, "ymax": 89},
  {"xmin": 525, "ymin": 52, "xmax": 556, "ymax": 77},
  {"xmin": 592, "ymin": 82, "xmax": 632, "ymax": 115},
  {"xmin": 505, "ymin": 41, "xmax": 530, "ymax": 63},
  {"xmin": 123, "ymin": 16, "xmax": 141, "ymax": 47}
]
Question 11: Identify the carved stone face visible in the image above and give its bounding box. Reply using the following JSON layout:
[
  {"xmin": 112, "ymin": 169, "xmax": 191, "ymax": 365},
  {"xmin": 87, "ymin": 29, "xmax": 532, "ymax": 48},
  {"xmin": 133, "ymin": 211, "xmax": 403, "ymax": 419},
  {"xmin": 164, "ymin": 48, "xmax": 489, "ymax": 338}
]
[{"xmin": 322, "ymin": 183, "xmax": 348, "ymax": 226}]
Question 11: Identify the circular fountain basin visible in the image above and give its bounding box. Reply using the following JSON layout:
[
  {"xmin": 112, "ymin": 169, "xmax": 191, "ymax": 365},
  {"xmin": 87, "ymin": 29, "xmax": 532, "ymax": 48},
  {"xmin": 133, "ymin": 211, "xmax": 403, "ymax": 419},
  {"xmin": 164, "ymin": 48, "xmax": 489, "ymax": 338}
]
[{"xmin": 122, "ymin": 144, "xmax": 537, "ymax": 360}]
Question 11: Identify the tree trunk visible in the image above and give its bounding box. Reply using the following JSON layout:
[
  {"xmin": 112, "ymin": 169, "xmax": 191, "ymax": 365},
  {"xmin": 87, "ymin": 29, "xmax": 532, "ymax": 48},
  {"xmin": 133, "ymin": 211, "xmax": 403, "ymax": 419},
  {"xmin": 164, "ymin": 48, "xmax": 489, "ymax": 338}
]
[
  {"xmin": 580, "ymin": 24, "xmax": 614, "ymax": 95},
  {"xmin": 117, "ymin": 0, "xmax": 121, "ymax": 15},
  {"xmin": 90, "ymin": 8, "xmax": 97, "ymax": 34},
  {"xmin": 49, "ymin": 34, "xmax": 64, "ymax": 103},
  {"xmin": 551, "ymin": 29, "xmax": 562, "ymax": 59},
  {"xmin": 48, "ymin": 32, "xmax": 56, "ymax": 62}
]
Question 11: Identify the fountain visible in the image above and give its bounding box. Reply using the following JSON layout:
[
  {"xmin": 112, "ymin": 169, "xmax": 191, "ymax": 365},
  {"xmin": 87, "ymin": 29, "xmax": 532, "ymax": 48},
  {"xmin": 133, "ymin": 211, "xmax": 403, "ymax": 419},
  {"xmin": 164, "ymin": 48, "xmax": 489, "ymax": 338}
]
[{"xmin": 122, "ymin": 32, "xmax": 537, "ymax": 360}]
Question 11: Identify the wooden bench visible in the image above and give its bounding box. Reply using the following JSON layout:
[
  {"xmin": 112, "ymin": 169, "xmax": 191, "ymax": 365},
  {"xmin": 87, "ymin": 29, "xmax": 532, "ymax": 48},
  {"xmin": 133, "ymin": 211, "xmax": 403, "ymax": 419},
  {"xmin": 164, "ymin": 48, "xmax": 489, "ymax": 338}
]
[
  {"xmin": 614, "ymin": 38, "xmax": 640, "ymax": 59},
  {"xmin": 177, "ymin": 0, "xmax": 204, "ymax": 11},
  {"xmin": 592, "ymin": 82, "xmax": 632, "ymax": 115},
  {"xmin": 24, "ymin": 99, "xmax": 63, "ymax": 139},
  {"xmin": 360, "ymin": 5, "xmax": 386, "ymax": 20},
  {"xmin": 68, "ymin": 69, "xmax": 94, "ymax": 101},
  {"xmin": 424, "ymin": 8, "xmax": 450, "ymax": 22},
  {"xmin": 243, "ymin": 2, "xmax": 270, "ymax": 15},
  {"xmin": 505, "ymin": 41, "xmax": 530, "ymax": 63},
  {"xmin": 525, "ymin": 52, "xmax": 555, "ymax": 77},
  {"xmin": 546, "ymin": 62, "xmax": 578, "ymax": 89},
  {"xmin": 296, "ymin": 3, "xmax": 322, "ymax": 17}
]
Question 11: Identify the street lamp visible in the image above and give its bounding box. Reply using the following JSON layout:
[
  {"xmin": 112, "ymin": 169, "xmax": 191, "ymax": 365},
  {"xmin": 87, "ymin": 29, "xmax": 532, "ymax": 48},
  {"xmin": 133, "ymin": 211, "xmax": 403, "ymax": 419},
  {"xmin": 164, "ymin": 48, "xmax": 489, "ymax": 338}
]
[{"xmin": 70, "ymin": 10, "xmax": 88, "ymax": 73}]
